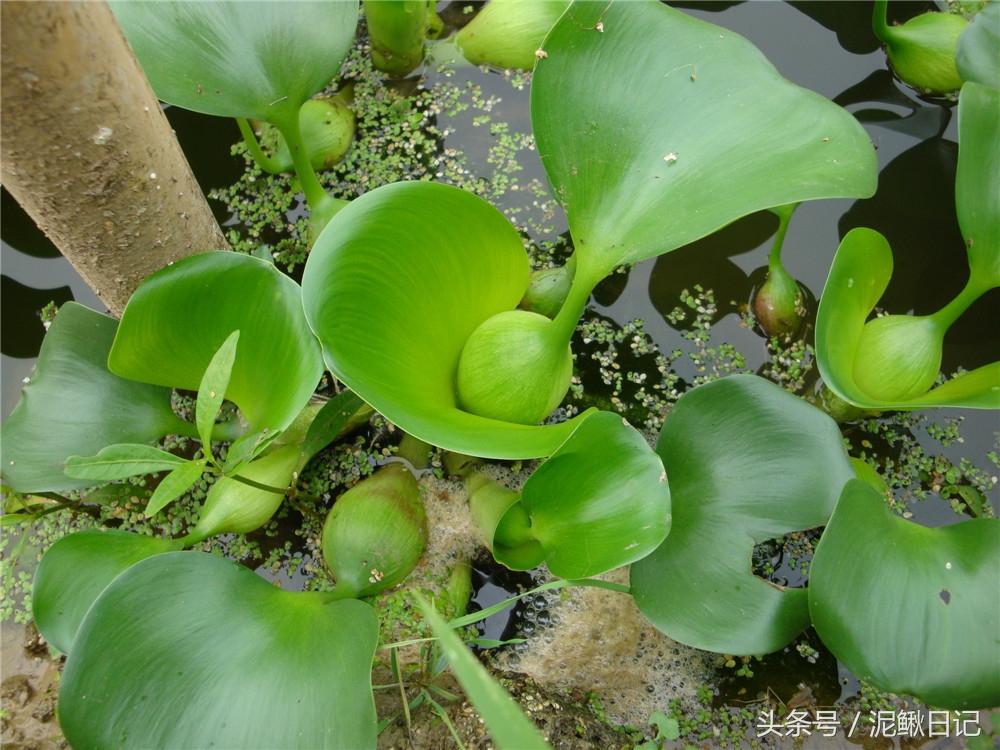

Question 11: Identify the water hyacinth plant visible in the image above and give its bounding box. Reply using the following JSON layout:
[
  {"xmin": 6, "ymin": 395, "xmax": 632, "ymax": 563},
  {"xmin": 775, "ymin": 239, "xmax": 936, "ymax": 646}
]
[{"xmin": 3, "ymin": 0, "xmax": 999, "ymax": 746}]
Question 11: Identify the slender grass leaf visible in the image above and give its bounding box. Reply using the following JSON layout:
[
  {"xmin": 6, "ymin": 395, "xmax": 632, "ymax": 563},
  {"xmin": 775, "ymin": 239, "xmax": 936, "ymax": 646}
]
[
  {"xmin": 415, "ymin": 594, "xmax": 551, "ymax": 750},
  {"xmin": 196, "ymin": 330, "xmax": 240, "ymax": 452},
  {"xmin": 145, "ymin": 459, "xmax": 207, "ymax": 517},
  {"xmin": 300, "ymin": 389, "xmax": 365, "ymax": 464},
  {"xmin": 64, "ymin": 444, "xmax": 185, "ymax": 482}
]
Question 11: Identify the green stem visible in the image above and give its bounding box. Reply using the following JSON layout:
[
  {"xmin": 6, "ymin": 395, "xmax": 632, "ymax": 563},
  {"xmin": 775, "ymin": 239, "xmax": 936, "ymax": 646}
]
[
  {"xmin": 929, "ymin": 275, "xmax": 990, "ymax": 331},
  {"xmin": 767, "ymin": 203, "xmax": 797, "ymax": 271},
  {"xmin": 549, "ymin": 256, "xmax": 603, "ymax": 346},
  {"xmin": 272, "ymin": 111, "xmax": 335, "ymax": 213},
  {"xmin": 236, "ymin": 118, "xmax": 283, "ymax": 174},
  {"xmin": 872, "ymin": 0, "xmax": 897, "ymax": 45},
  {"xmin": 225, "ymin": 472, "xmax": 289, "ymax": 495}
]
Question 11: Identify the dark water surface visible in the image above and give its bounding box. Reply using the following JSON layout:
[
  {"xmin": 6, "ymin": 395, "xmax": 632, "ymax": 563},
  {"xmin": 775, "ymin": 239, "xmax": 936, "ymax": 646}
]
[{"xmin": 2, "ymin": 0, "xmax": 998, "ymax": 717}]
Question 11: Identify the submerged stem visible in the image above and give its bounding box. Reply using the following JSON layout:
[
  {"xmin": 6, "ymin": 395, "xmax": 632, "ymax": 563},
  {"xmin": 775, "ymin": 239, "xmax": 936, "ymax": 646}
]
[{"xmin": 236, "ymin": 117, "xmax": 283, "ymax": 174}]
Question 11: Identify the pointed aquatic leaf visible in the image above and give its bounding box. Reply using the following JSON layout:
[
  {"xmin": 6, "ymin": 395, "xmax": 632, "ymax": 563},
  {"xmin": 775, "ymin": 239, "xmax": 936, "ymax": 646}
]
[
  {"xmin": 956, "ymin": 82, "xmax": 1000, "ymax": 286},
  {"xmin": 64, "ymin": 444, "xmax": 186, "ymax": 482},
  {"xmin": 110, "ymin": 1, "xmax": 359, "ymax": 123},
  {"xmin": 630, "ymin": 375, "xmax": 854, "ymax": 655},
  {"xmin": 59, "ymin": 551, "xmax": 379, "ymax": 749},
  {"xmin": 302, "ymin": 181, "xmax": 591, "ymax": 459},
  {"xmin": 956, "ymin": 2, "xmax": 1000, "ymax": 88},
  {"xmin": 531, "ymin": 0, "xmax": 876, "ymax": 278},
  {"xmin": 222, "ymin": 430, "xmax": 280, "ymax": 474},
  {"xmin": 32, "ymin": 530, "xmax": 181, "ymax": 655},
  {"xmin": 196, "ymin": 330, "xmax": 240, "ymax": 451},
  {"xmin": 815, "ymin": 228, "xmax": 1000, "ymax": 410},
  {"xmin": 809, "ymin": 479, "xmax": 1000, "ymax": 709},
  {"xmin": 145, "ymin": 459, "xmax": 207, "ymax": 517},
  {"xmin": 110, "ymin": 253, "xmax": 323, "ymax": 433},
  {"xmin": 415, "ymin": 595, "xmax": 550, "ymax": 750},
  {"xmin": 1, "ymin": 303, "xmax": 183, "ymax": 493},
  {"xmin": 492, "ymin": 411, "xmax": 670, "ymax": 578},
  {"xmin": 300, "ymin": 390, "xmax": 366, "ymax": 466}
]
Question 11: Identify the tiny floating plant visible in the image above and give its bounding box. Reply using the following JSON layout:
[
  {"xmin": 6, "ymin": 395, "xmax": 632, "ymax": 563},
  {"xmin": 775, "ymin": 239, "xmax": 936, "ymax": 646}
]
[{"xmin": 816, "ymin": 82, "xmax": 1000, "ymax": 410}]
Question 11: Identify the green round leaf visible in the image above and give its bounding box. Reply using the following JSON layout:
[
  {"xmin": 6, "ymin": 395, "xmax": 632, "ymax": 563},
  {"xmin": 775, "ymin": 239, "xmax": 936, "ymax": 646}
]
[
  {"xmin": 33, "ymin": 530, "xmax": 181, "ymax": 655},
  {"xmin": 60, "ymin": 551, "xmax": 379, "ymax": 749},
  {"xmin": 531, "ymin": 0, "xmax": 876, "ymax": 278},
  {"xmin": 630, "ymin": 375, "xmax": 854, "ymax": 655},
  {"xmin": 956, "ymin": 2, "xmax": 1000, "ymax": 88},
  {"xmin": 815, "ymin": 228, "xmax": 1000, "ymax": 410},
  {"xmin": 1, "ymin": 303, "xmax": 183, "ymax": 493},
  {"xmin": 809, "ymin": 479, "xmax": 1000, "ymax": 709},
  {"xmin": 302, "ymin": 180, "xmax": 591, "ymax": 459},
  {"xmin": 109, "ymin": 253, "xmax": 323, "ymax": 433},
  {"xmin": 957, "ymin": 82, "xmax": 1000, "ymax": 287},
  {"xmin": 495, "ymin": 411, "xmax": 671, "ymax": 579},
  {"xmin": 110, "ymin": 1, "xmax": 359, "ymax": 123}
]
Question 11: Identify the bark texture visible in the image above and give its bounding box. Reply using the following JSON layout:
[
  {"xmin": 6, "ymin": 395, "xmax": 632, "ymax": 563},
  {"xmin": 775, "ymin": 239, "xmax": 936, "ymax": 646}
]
[{"xmin": 1, "ymin": 1, "xmax": 229, "ymax": 316}]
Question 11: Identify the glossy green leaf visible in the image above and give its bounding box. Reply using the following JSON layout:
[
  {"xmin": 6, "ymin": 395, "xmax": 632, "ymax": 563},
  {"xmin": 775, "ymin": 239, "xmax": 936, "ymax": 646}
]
[
  {"xmin": 531, "ymin": 0, "xmax": 876, "ymax": 281},
  {"xmin": 110, "ymin": 253, "xmax": 323, "ymax": 434},
  {"xmin": 815, "ymin": 228, "xmax": 1000, "ymax": 410},
  {"xmin": 809, "ymin": 479, "xmax": 1000, "ymax": 709},
  {"xmin": 481, "ymin": 411, "xmax": 670, "ymax": 578},
  {"xmin": 630, "ymin": 375, "xmax": 854, "ymax": 655},
  {"xmin": 956, "ymin": 82, "xmax": 999, "ymax": 286},
  {"xmin": 59, "ymin": 551, "xmax": 379, "ymax": 749},
  {"xmin": 415, "ymin": 595, "xmax": 550, "ymax": 750},
  {"xmin": 1, "ymin": 303, "xmax": 184, "ymax": 493},
  {"xmin": 110, "ymin": 1, "xmax": 359, "ymax": 123},
  {"xmin": 64, "ymin": 443, "xmax": 186, "ymax": 482},
  {"xmin": 302, "ymin": 180, "xmax": 591, "ymax": 459},
  {"xmin": 956, "ymin": 1, "xmax": 999, "ymax": 87},
  {"xmin": 32, "ymin": 529, "xmax": 181, "ymax": 654},
  {"xmin": 196, "ymin": 330, "xmax": 240, "ymax": 452},
  {"xmin": 145, "ymin": 459, "xmax": 207, "ymax": 517}
]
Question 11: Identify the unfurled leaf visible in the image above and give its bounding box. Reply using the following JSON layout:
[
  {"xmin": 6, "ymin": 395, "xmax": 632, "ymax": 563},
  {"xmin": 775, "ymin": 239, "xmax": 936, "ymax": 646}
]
[
  {"xmin": 415, "ymin": 594, "xmax": 550, "ymax": 750},
  {"xmin": 1, "ymin": 303, "xmax": 184, "ymax": 493},
  {"xmin": 303, "ymin": 181, "xmax": 591, "ymax": 459},
  {"xmin": 532, "ymin": 0, "xmax": 876, "ymax": 280},
  {"xmin": 64, "ymin": 444, "xmax": 186, "ymax": 482},
  {"xmin": 32, "ymin": 530, "xmax": 181, "ymax": 654},
  {"xmin": 472, "ymin": 411, "xmax": 670, "ymax": 578},
  {"xmin": 110, "ymin": 1, "xmax": 359, "ymax": 124},
  {"xmin": 809, "ymin": 479, "xmax": 1000, "ymax": 709},
  {"xmin": 145, "ymin": 459, "xmax": 207, "ymax": 517},
  {"xmin": 196, "ymin": 330, "xmax": 240, "ymax": 453},
  {"xmin": 59, "ymin": 551, "xmax": 379, "ymax": 749},
  {"xmin": 222, "ymin": 430, "xmax": 280, "ymax": 474},
  {"xmin": 110, "ymin": 253, "xmax": 323, "ymax": 434},
  {"xmin": 300, "ymin": 390, "xmax": 366, "ymax": 465},
  {"xmin": 631, "ymin": 375, "xmax": 854, "ymax": 654}
]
